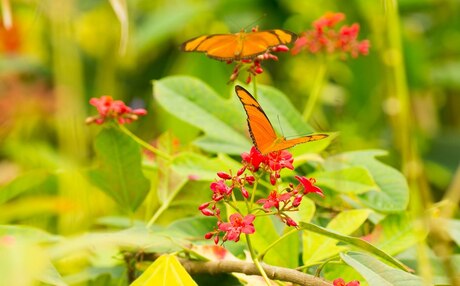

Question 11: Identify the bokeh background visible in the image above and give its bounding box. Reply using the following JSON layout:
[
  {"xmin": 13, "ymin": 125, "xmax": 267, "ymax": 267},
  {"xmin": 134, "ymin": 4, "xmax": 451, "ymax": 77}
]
[{"xmin": 0, "ymin": 0, "xmax": 459, "ymax": 284}]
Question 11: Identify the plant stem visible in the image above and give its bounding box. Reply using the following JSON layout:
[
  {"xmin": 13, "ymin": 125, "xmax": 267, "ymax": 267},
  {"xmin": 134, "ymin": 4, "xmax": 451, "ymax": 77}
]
[
  {"xmin": 257, "ymin": 228, "xmax": 298, "ymax": 261},
  {"xmin": 118, "ymin": 124, "xmax": 171, "ymax": 160},
  {"xmin": 146, "ymin": 179, "xmax": 187, "ymax": 228},
  {"xmin": 384, "ymin": 0, "xmax": 433, "ymax": 282},
  {"xmin": 302, "ymin": 58, "xmax": 328, "ymax": 122},
  {"xmin": 246, "ymin": 234, "xmax": 272, "ymax": 285},
  {"xmin": 252, "ymin": 76, "xmax": 259, "ymax": 99}
]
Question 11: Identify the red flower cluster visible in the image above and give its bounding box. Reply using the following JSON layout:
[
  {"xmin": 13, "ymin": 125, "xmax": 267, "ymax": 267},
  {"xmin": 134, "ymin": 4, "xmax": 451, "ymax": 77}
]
[
  {"xmin": 200, "ymin": 146, "xmax": 324, "ymax": 244},
  {"xmin": 86, "ymin": 96, "xmax": 147, "ymax": 125},
  {"xmin": 257, "ymin": 175, "xmax": 324, "ymax": 226},
  {"xmin": 333, "ymin": 278, "xmax": 360, "ymax": 286},
  {"xmin": 292, "ymin": 12, "xmax": 370, "ymax": 58},
  {"xmin": 229, "ymin": 27, "xmax": 290, "ymax": 84},
  {"xmin": 241, "ymin": 147, "xmax": 294, "ymax": 185}
]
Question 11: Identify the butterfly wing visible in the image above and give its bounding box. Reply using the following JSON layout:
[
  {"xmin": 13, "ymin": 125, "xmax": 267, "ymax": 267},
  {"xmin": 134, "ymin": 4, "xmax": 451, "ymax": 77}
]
[
  {"xmin": 236, "ymin": 85, "xmax": 329, "ymax": 154},
  {"xmin": 235, "ymin": 85, "xmax": 278, "ymax": 154},
  {"xmin": 181, "ymin": 34, "xmax": 240, "ymax": 61},
  {"xmin": 181, "ymin": 29, "xmax": 297, "ymax": 61},
  {"xmin": 239, "ymin": 29, "xmax": 297, "ymax": 60},
  {"xmin": 262, "ymin": 134, "xmax": 329, "ymax": 154}
]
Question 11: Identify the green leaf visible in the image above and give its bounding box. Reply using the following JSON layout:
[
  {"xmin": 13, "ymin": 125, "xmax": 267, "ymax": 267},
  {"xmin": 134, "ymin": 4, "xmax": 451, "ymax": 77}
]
[
  {"xmin": 39, "ymin": 261, "xmax": 67, "ymax": 286},
  {"xmin": 0, "ymin": 170, "xmax": 50, "ymax": 205},
  {"xmin": 325, "ymin": 150, "xmax": 409, "ymax": 212},
  {"xmin": 131, "ymin": 254, "xmax": 197, "ymax": 286},
  {"xmin": 373, "ymin": 214, "xmax": 426, "ymax": 255},
  {"xmin": 0, "ymin": 225, "xmax": 60, "ymax": 243},
  {"xmin": 443, "ymin": 218, "xmax": 460, "ymax": 246},
  {"xmin": 250, "ymin": 215, "xmax": 297, "ymax": 268},
  {"xmin": 153, "ymin": 76, "xmax": 250, "ymax": 154},
  {"xmin": 341, "ymin": 252, "xmax": 424, "ymax": 286},
  {"xmin": 89, "ymin": 127, "xmax": 150, "ymax": 213},
  {"xmin": 310, "ymin": 166, "xmax": 377, "ymax": 194},
  {"xmin": 300, "ymin": 222, "xmax": 410, "ymax": 272},
  {"xmin": 171, "ymin": 152, "xmax": 240, "ymax": 181},
  {"xmin": 48, "ymin": 227, "xmax": 182, "ymax": 260},
  {"xmin": 302, "ymin": 209, "xmax": 370, "ymax": 265},
  {"xmin": 135, "ymin": 3, "xmax": 208, "ymax": 55}
]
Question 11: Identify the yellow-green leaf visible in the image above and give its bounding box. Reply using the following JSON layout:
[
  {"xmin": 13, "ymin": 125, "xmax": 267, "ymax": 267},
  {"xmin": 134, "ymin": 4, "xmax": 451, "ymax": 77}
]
[{"xmin": 131, "ymin": 254, "xmax": 197, "ymax": 286}]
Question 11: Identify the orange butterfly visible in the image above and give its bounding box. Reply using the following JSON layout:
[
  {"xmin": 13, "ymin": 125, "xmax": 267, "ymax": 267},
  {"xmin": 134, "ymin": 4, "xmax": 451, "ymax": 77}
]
[
  {"xmin": 181, "ymin": 29, "xmax": 297, "ymax": 61},
  {"xmin": 235, "ymin": 85, "xmax": 328, "ymax": 154}
]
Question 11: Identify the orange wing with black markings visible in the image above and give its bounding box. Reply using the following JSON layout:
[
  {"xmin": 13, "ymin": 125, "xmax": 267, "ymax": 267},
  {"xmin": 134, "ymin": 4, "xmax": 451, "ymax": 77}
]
[
  {"xmin": 181, "ymin": 29, "xmax": 296, "ymax": 61},
  {"xmin": 235, "ymin": 85, "xmax": 328, "ymax": 154}
]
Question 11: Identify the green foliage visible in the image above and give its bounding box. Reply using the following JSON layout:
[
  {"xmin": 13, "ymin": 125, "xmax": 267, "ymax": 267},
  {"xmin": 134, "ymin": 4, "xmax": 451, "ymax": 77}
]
[
  {"xmin": 1, "ymin": 1, "xmax": 458, "ymax": 285},
  {"xmin": 324, "ymin": 150, "xmax": 410, "ymax": 212},
  {"xmin": 131, "ymin": 255, "xmax": 197, "ymax": 286},
  {"xmin": 89, "ymin": 127, "xmax": 151, "ymax": 213},
  {"xmin": 341, "ymin": 252, "xmax": 424, "ymax": 286}
]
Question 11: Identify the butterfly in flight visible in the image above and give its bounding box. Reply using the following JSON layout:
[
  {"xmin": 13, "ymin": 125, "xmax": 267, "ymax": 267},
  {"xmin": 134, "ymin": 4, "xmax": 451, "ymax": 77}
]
[
  {"xmin": 181, "ymin": 29, "xmax": 297, "ymax": 61},
  {"xmin": 235, "ymin": 85, "xmax": 328, "ymax": 154}
]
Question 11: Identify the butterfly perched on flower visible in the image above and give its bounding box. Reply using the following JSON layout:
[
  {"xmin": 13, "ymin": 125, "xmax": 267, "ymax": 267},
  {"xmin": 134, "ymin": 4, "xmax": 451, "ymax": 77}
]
[
  {"xmin": 235, "ymin": 85, "xmax": 328, "ymax": 154},
  {"xmin": 181, "ymin": 29, "xmax": 297, "ymax": 62}
]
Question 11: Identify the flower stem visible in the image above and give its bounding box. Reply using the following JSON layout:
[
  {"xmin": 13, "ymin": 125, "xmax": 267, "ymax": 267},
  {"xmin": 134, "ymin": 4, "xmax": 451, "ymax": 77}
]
[
  {"xmin": 252, "ymin": 76, "xmax": 259, "ymax": 100},
  {"xmin": 118, "ymin": 124, "xmax": 171, "ymax": 160},
  {"xmin": 246, "ymin": 234, "xmax": 271, "ymax": 285},
  {"xmin": 302, "ymin": 58, "xmax": 328, "ymax": 122},
  {"xmin": 257, "ymin": 228, "xmax": 298, "ymax": 261},
  {"xmin": 146, "ymin": 178, "xmax": 187, "ymax": 228},
  {"xmin": 249, "ymin": 178, "xmax": 259, "ymax": 209}
]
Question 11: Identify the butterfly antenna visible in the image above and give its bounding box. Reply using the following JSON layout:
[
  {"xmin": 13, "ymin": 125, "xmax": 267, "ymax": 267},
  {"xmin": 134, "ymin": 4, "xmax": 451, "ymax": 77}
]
[{"xmin": 243, "ymin": 13, "xmax": 267, "ymax": 31}]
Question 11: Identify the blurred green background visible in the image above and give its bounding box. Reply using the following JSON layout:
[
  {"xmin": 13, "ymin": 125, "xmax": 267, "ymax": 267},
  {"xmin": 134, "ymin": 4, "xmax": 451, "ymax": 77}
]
[
  {"xmin": 2, "ymin": 0, "xmax": 458, "ymax": 212},
  {"xmin": 1, "ymin": 0, "xmax": 459, "ymax": 279}
]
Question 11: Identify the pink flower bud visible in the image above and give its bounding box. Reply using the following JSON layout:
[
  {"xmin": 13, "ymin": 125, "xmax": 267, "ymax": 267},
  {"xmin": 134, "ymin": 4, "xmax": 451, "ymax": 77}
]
[
  {"xmin": 201, "ymin": 208, "xmax": 214, "ymax": 216},
  {"xmin": 292, "ymin": 195, "xmax": 303, "ymax": 207},
  {"xmin": 205, "ymin": 232, "xmax": 213, "ymax": 239},
  {"xmin": 198, "ymin": 202, "xmax": 210, "ymax": 210},
  {"xmin": 241, "ymin": 187, "xmax": 249, "ymax": 199},
  {"xmin": 217, "ymin": 172, "xmax": 232, "ymax": 180},
  {"xmin": 285, "ymin": 217, "xmax": 298, "ymax": 227}
]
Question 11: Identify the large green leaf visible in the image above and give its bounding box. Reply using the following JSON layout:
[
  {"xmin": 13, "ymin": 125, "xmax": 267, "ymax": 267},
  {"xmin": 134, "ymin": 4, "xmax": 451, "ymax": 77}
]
[
  {"xmin": 443, "ymin": 218, "xmax": 460, "ymax": 247},
  {"xmin": 0, "ymin": 170, "xmax": 51, "ymax": 205},
  {"xmin": 171, "ymin": 152, "xmax": 241, "ymax": 181},
  {"xmin": 89, "ymin": 127, "xmax": 150, "ymax": 213},
  {"xmin": 341, "ymin": 252, "xmax": 424, "ymax": 286},
  {"xmin": 373, "ymin": 214, "xmax": 426, "ymax": 255},
  {"xmin": 310, "ymin": 166, "xmax": 377, "ymax": 194},
  {"xmin": 0, "ymin": 225, "xmax": 60, "ymax": 243},
  {"xmin": 48, "ymin": 227, "xmax": 182, "ymax": 260},
  {"xmin": 302, "ymin": 209, "xmax": 370, "ymax": 265},
  {"xmin": 249, "ymin": 215, "xmax": 298, "ymax": 268},
  {"xmin": 154, "ymin": 76, "xmax": 329, "ymax": 155},
  {"xmin": 131, "ymin": 254, "xmax": 197, "ymax": 286},
  {"xmin": 300, "ymin": 222, "xmax": 410, "ymax": 272},
  {"xmin": 324, "ymin": 150, "xmax": 409, "ymax": 212},
  {"xmin": 153, "ymin": 76, "xmax": 250, "ymax": 154}
]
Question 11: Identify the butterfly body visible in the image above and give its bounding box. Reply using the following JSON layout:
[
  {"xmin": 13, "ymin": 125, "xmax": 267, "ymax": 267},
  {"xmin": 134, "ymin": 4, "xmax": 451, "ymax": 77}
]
[
  {"xmin": 235, "ymin": 85, "xmax": 328, "ymax": 154},
  {"xmin": 181, "ymin": 29, "xmax": 297, "ymax": 61}
]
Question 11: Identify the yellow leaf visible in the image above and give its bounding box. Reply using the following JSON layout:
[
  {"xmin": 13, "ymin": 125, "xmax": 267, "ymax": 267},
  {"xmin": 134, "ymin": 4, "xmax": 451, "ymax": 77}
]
[{"xmin": 131, "ymin": 254, "xmax": 197, "ymax": 286}]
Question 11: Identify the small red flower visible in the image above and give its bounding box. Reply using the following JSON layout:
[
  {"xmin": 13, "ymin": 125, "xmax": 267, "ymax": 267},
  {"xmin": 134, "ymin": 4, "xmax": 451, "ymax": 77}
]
[
  {"xmin": 295, "ymin": 176, "xmax": 324, "ymax": 197},
  {"xmin": 219, "ymin": 213, "xmax": 255, "ymax": 242},
  {"xmin": 257, "ymin": 190, "xmax": 292, "ymax": 210},
  {"xmin": 86, "ymin": 96, "xmax": 147, "ymax": 125},
  {"xmin": 333, "ymin": 278, "xmax": 360, "ymax": 286},
  {"xmin": 241, "ymin": 146, "xmax": 267, "ymax": 172},
  {"xmin": 210, "ymin": 180, "xmax": 233, "ymax": 202},
  {"xmin": 267, "ymin": 150, "xmax": 294, "ymax": 172},
  {"xmin": 292, "ymin": 12, "xmax": 369, "ymax": 59}
]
